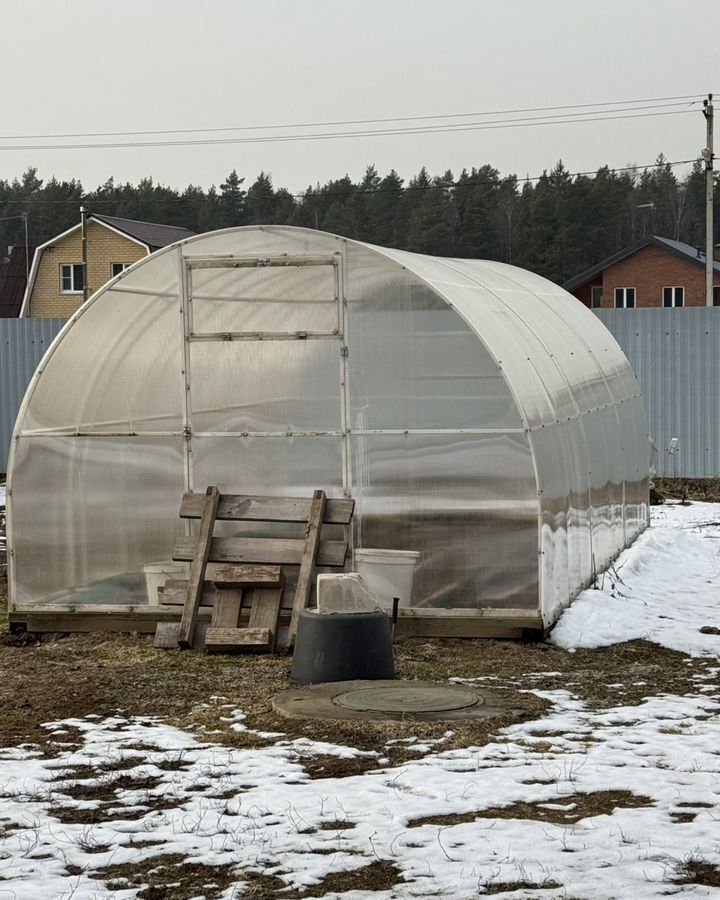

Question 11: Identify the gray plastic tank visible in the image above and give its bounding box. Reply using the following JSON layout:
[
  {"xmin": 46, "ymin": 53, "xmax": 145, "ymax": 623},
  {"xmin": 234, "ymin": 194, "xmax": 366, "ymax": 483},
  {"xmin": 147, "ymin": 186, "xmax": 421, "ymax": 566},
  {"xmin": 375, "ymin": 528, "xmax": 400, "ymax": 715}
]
[{"xmin": 290, "ymin": 609, "xmax": 395, "ymax": 684}]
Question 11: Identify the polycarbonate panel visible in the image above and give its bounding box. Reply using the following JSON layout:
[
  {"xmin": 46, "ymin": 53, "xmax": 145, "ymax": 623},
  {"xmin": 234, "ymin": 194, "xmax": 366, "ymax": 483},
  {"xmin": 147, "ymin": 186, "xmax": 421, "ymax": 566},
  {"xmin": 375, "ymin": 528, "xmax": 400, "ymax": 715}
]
[
  {"xmin": 347, "ymin": 276, "xmax": 522, "ymax": 431},
  {"xmin": 190, "ymin": 434, "xmax": 344, "ymax": 498},
  {"xmin": 189, "ymin": 263, "xmax": 339, "ymax": 334},
  {"xmin": 189, "ymin": 339, "xmax": 342, "ymax": 433},
  {"xmin": 350, "ymin": 432, "xmax": 538, "ymax": 609},
  {"xmin": 10, "ymin": 435, "xmax": 185, "ymax": 608},
  {"xmin": 23, "ymin": 288, "xmax": 183, "ymax": 434}
]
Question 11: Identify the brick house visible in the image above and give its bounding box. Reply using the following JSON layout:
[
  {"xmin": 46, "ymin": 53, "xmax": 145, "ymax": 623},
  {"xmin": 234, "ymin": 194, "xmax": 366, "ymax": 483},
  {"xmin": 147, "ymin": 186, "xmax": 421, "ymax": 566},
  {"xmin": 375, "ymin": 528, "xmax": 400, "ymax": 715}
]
[
  {"xmin": 21, "ymin": 214, "xmax": 195, "ymax": 317},
  {"xmin": 564, "ymin": 236, "xmax": 720, "ymax": 309}
]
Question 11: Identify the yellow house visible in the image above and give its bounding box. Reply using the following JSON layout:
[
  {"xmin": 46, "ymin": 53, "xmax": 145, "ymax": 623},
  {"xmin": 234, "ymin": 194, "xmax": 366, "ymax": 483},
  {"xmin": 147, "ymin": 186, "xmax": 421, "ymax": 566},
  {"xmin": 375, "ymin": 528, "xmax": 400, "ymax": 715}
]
[{"xmin": 21, "ymin": 214, "xmax": 195, "ymax": 317}]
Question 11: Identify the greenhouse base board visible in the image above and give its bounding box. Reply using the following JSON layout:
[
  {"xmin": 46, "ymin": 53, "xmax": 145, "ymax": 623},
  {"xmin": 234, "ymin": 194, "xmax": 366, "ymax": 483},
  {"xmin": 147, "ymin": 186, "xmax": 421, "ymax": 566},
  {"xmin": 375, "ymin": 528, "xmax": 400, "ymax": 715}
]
[{"xmin": 8, "ymin": 607, "xmax": 543, "ymax": 640}]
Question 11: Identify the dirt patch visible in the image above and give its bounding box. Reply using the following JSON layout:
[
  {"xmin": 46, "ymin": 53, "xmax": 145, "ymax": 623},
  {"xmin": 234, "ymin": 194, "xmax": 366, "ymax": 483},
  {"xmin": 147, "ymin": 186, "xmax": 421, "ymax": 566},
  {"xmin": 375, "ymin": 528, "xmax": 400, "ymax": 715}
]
[
  {"xmin": 92, "ymin": 855, "xmax": 402, "ymax": 899},
  {"xmin": 55, "ymin": 773, "xmax": 164, "ymax": 803},
  {"xmin": 318, "ymin": 818, "xmax": 356, "ymax": 830},
  {"xmin": 299, "ymin": 753, "xmax": 380, "ymax": 780},
  {"xmin": 673, "ymin": 859, "xmax": 720, "ymax": 887},
  {"xmin": 93, "ymin": 854, "xmax": 240, "ymax": 899},
  {"xmin": 407, "ymin": 790, "xmax": 655, "ymax": 828},
  {"xmin": 481, "ymin": 880, "xmax": 562, "ymax": 895}
]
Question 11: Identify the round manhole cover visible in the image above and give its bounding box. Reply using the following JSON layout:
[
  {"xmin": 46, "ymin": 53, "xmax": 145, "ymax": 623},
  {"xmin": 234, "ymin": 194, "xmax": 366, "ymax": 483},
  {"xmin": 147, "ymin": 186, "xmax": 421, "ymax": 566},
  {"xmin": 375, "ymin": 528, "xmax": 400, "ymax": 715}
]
[{"xmin": 333, "ymin": 684, "xmax": 481, "ymax": 714}]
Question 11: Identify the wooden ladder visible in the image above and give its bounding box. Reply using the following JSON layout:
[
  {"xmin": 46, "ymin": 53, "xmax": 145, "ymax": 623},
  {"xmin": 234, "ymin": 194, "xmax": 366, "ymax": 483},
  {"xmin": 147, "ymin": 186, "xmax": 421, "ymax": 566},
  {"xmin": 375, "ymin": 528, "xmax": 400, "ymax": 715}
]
[{"xmin": 153, "ymin": 488, "xmax": 354, "ymax": 653}]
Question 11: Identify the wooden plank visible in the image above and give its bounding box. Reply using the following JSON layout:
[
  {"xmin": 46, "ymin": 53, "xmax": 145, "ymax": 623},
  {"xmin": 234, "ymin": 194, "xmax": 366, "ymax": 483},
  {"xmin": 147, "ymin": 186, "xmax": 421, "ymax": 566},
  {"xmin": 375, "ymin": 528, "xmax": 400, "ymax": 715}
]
[
  {"xmin": 180, "ymin": 493, "xmax": 354, "ymax": 525},
  {"xmin": 211, "ymin": 589, "xmax": 242, "ymax": 628},
  {"xmin": 172, "ymin": 535, "xmax": 347, "ymax": 567},
  {"xmin": 213, "ymin": 564, "xmax": 283, "ymax": 588},
  {"xmin": 287, "ymin": 489, "xmax": 327, "ymax": 647},
  {"xmin": 205, "ymin": 626, "xmax": 273, "ymax": 653},
  {"xmin": 177, "ymin": 485, "xmax": 220, "ymax": 649},
  {"xmin": 162, "ymin": 566, "xmax": 283, "ymax": 605},
  {"xmin": 247, "ymin": 585, "xmax": 284, "ymax": 653},
  {"xmin": 153, "ymin": 621, "xmax": 181, "ymax": 649},
  {"xmin": 397, "ymin": 608, "xmax": 543, "ymax": 629},
  {"xmin": 9, "ymin": 608, "xmax": 544, "ymax": 639},
  {"xmin": 161, "ymin": 579, "xmax": 219, "ymax": 607}
]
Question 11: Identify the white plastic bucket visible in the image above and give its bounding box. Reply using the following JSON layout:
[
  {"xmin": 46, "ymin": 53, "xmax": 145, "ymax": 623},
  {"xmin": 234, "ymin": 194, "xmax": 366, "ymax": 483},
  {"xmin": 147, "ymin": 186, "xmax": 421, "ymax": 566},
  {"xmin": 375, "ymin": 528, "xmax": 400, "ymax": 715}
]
[
  {"xmin": 143, "ymin": 561, "xmax": 187, "ymax": 605},
  {"xmin": 354, "ymin": 548, "xmax": 420, "ymax": 608}
]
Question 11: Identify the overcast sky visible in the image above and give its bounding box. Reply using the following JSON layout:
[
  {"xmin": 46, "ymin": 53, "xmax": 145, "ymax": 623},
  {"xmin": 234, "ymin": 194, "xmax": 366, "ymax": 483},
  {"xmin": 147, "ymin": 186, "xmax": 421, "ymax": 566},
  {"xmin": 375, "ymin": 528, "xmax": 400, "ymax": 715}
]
[{"xmin": 2, "ymin": 0, "xmax": 718, "ymax": 195}]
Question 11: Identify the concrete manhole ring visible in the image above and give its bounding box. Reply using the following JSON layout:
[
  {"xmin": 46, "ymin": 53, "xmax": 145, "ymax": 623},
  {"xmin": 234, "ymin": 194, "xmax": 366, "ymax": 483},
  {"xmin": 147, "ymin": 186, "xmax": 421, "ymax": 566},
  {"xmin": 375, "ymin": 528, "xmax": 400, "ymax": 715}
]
[
  {"xmin": 273, "ymin": 680, "xmax": 521, "ymax": 722},
  {"xmin": 333, "ymin": 683, "xmax": 481, "ymax": 713}
]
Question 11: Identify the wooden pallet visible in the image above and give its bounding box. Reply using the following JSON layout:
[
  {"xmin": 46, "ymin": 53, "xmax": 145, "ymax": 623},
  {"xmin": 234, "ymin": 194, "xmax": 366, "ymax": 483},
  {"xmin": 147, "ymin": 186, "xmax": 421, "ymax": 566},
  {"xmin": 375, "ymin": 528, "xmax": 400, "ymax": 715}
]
[{"xmin": 154, "ymin": 488, "xmax": 353, "ymax": 653}]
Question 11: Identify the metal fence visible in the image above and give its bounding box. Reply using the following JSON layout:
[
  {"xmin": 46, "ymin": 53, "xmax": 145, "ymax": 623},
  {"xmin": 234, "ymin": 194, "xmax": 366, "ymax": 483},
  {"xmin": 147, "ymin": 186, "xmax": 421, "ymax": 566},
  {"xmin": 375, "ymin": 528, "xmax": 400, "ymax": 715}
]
[
  {"xmin": 596, "ymin": 308, "xmax": 720, "ymax": 478},
  {"xmin": 0, "ymin": 318, "xmax": 67, "ymax": 472}
]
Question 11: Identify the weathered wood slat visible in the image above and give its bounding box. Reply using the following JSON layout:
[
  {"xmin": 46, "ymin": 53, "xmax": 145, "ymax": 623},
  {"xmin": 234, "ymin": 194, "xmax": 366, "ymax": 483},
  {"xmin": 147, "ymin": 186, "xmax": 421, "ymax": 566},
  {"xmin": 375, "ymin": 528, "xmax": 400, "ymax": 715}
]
[
  {"xmin": 205, "ymin": 626, "xmax": 273, "ymax": 653},
  {"xmin": 287, "ymin": 489, "xmax": 326, "ymax": 647},
  {"xmin": 153, "ymin": 620, "xmax": 208, "ymax": 650},
  {"xmin": 247, "ymin": 586, "xmax": 284, "ymax": 652},
  {"xmin": 213, "ymin": 564, "xmax": 283, "ymax": 588},
  {"xmin": 180, "ymin": 493, "xmax": 354, "ymax": 525},
  {"xmin": 178, "ymin": 486, "xmax": 220, "ymax": 649},
  {"xmin": 172, "ymin": 536, "xmax": 347, "ymax": 567},
  {"xmin": 153, "ymin": 621, "xmax": 181, "ymax": 649},
  {"xmin": 161, "ymin": 565, "xmax": 284, "ymax": 606},
  {"xmin": 161, "ymin": 579, "xmax": 219, "ymax": 607},
  {"xmin": 211, "ymin": 589, "xmax": 242, "ymax": 628},
  {"xmin": 11, "ymin": 608, "xmax": 544, "ymax": 639}
]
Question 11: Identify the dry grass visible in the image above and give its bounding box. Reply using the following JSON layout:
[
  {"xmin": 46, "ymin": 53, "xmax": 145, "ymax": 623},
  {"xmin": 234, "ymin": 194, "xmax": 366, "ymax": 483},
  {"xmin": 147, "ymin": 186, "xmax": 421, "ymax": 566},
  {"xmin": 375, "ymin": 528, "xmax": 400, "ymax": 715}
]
[
  {"xmin": 653, "ymin": 477, "xmax": 720, "ymax": 503},
  {"xmin": 90, "ymin": 855, "xmax": 403, "ymax": 899},
  {"xmin": 1, "ymin": 583, "xmax": 718, "ymax": 767},
  {"xmin": 673, "ymin": 859, "xmax": 720, "ymax": 887},
  {"xmin": 407, "ymin": 790, "xmax": 655, "ymax": 828}
]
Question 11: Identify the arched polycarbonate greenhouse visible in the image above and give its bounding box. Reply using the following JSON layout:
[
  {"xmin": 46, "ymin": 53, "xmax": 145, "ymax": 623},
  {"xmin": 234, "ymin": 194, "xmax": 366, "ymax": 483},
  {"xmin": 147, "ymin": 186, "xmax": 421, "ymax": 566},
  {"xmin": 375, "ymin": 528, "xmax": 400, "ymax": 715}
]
[{"xmin": 7, "ymin": 226, "xmax": 650, "ymax": 637}]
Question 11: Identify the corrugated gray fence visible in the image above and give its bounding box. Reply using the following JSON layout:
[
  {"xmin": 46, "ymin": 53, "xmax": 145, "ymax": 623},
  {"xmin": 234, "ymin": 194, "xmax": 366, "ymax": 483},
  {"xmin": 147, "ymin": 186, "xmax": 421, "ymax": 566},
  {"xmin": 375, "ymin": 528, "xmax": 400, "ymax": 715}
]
[
  {"xmin": 596, "ymin": 308, "xmax": 720, "ymax": 478},
  {"xmin": 0, "ymin": 318, "xmax": 67, "ymax": 473}
]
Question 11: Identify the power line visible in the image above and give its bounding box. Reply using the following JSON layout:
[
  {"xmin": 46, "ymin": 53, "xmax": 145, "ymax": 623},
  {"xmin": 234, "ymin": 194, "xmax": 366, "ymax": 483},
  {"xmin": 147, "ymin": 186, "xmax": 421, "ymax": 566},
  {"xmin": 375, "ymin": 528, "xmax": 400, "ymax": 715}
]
[
  {"xmin": 0, "ymin": 157, "xmax": 700, "ymax": 206},
  {"xmin": 0, "ymin": 93, "xmax": 704, "ymax": 141},
  {"xmin": 0, "ymin": 108, "xmax": 698, "ymax": 152}
]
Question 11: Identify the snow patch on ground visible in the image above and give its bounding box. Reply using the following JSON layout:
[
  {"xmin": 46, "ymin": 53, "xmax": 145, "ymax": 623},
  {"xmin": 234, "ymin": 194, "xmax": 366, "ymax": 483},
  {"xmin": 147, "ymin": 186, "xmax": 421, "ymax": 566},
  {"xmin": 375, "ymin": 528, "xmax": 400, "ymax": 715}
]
[
  {"xmin": 1, "ymin": 688, "xmax": 720, "ymax": 898},
  {"xmin": 551, "ymin": 502, "xmax": 720, "ymax": 656}
]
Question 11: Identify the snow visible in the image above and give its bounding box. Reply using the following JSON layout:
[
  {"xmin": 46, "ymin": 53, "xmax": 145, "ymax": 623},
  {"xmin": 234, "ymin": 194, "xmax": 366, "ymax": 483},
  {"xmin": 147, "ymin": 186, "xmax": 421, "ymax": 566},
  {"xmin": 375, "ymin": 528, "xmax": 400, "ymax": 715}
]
[
  {"xmin": 550, "ymin": 502, "xmax": 720, "ymax": 656},
  {"xmin": 0, "ymin": 501, "xmax": 719, "ymax": 898},
  {"xmin": 0, "ymin": 484, "xmax": 5, "ymax": 508}
]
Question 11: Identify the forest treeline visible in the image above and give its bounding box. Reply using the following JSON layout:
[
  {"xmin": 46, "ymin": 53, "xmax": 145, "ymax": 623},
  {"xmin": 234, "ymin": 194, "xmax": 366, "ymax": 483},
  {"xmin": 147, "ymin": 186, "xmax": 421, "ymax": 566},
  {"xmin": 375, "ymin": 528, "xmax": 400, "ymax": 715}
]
[{"xmin": 1, "ymin": 156, "xmax": 717, "ymax": 286}]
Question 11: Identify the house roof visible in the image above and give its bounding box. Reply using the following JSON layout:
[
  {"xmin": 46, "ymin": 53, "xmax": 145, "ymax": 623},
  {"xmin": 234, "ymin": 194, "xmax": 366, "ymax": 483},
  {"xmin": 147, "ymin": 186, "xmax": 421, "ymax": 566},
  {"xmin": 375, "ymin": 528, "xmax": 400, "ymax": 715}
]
[
  {"xmin": 90, "ymin": 214, "xmax": 195, "ymax": 250},
  {"xmin": 20, "ymin": 214, "xmax": 196, "ymax": 316},
  {"xmin": 563, "ymin": 235, "xmax": 720, "ymax": 291},
  {"xmin": 0, "ymin": 246, "xmax": 34, "ymax": 317}
]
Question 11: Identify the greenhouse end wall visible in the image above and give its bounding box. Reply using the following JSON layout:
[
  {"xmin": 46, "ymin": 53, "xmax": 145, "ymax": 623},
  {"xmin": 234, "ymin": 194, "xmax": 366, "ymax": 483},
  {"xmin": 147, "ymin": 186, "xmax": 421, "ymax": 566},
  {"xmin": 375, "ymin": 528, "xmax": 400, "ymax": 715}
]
[{"xmin": 7, "ymin": 226, "xmax": 649, "ymax": 634}]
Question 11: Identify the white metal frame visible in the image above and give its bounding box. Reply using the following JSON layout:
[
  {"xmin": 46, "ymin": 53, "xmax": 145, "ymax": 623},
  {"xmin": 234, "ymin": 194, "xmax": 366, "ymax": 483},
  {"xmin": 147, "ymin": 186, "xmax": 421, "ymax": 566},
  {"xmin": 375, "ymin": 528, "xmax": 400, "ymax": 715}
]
[
  {"xmin": 614, "ymin": 286, "xmax": 636, "ymax": 309},
  {"xmin": 662, "ymin": 285, "xmax": 685, "ymax": 308}
]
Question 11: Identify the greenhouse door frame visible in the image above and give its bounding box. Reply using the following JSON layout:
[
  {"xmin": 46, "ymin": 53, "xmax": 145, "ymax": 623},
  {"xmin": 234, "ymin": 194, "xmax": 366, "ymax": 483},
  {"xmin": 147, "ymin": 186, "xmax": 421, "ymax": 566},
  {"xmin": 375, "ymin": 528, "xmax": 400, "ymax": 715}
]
[{"xmin": 178, "ymin": 250, "xmax": 352, "ymax": 497}]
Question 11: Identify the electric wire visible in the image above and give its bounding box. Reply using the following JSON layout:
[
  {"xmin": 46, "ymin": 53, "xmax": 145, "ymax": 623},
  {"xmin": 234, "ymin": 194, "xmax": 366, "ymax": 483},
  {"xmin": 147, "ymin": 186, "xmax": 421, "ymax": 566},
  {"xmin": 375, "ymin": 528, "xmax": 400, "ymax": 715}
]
[
  {"xmin": 0, "ymin": 93, "xmax": 705, "ymax": 141},
  {"xmin": 0, "ymin": 108, "xmax": 699, "ymax": 152}
]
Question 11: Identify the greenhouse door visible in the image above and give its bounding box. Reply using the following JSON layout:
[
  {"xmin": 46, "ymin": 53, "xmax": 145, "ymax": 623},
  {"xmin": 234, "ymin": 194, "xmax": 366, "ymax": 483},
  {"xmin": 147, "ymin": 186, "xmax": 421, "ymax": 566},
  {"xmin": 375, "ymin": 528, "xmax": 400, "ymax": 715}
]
[{"xmin": 180, "ymin": 252, "xmax": 349, "ymax": 498}]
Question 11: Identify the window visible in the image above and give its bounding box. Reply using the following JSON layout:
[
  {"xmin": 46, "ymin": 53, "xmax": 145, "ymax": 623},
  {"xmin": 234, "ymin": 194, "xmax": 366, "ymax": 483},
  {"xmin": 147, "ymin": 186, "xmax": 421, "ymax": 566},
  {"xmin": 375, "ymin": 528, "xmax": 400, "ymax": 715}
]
[
  {"xmin": 614, "ymin": 287, "xmax": 635, "ymax": 308},
  {"xmin": 60, "ymin": 264, "xmax": 84, "ymax": 293},
  {"xmin": 714, "ymin": 285, "xmax": 720, "ymax": 307},
  {"xmin": 590, "ymin": 286, "xmax": 604, "ymax": 308},
  {"xmin": 111, "ymin": 263, "xmax": 129, "ymax": 277},
  {"xmin": 663, "ymin": 286, "xmax": 684, "ymax": 308}
]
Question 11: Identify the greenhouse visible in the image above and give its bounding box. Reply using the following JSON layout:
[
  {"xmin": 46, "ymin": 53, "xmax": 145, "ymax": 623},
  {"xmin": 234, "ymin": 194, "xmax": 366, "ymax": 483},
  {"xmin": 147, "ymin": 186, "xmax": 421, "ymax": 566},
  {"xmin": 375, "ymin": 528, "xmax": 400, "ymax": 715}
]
[{"xmin": 7, "ymin": 226, "xmax": 650, "ymax": 638}]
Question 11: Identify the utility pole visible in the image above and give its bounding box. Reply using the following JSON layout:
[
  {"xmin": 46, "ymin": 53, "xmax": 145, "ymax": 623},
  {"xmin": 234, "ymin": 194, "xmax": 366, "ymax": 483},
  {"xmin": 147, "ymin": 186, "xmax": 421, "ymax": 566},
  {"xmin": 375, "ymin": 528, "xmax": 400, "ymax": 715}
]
[
  {"xmin": 702, "ymin": 94, "xmax": 714, "ymax": 307},
  {"xmin": 21, "ymin": 212, "xmax": 29, "ymax": 285},
  {"xmin": 80, "ymin": 205, "xmax": 88, "ymax": 303}
]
